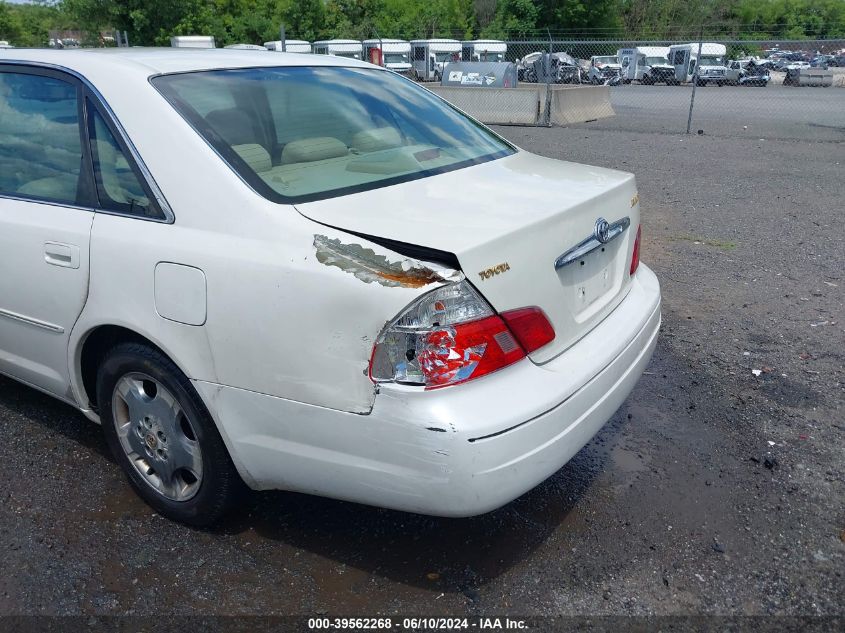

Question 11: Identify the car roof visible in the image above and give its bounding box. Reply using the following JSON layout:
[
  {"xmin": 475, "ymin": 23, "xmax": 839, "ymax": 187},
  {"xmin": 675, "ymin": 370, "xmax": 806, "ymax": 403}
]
[{"xmin": 0, "ymin": 47, "xmax": 375, "ymax": 76}]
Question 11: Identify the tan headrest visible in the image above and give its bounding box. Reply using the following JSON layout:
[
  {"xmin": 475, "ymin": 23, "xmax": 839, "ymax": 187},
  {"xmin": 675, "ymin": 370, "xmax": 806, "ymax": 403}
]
[
  {"xmin": 232, "ymin": 143, "xmax": 271, "ymax": 173},
  {"xmin": 282, "ymin": 137, "xmax": 347, "ymax": 164},
  {"xmin": 351, "ymin": 127, "xmax": 402, "ymax": 152}
]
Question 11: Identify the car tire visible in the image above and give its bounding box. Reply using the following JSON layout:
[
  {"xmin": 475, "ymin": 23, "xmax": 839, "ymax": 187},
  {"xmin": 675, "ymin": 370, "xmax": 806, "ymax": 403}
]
[{"xmin": 97, "ymin": 342, "xmax": 244, "ymax": 526}]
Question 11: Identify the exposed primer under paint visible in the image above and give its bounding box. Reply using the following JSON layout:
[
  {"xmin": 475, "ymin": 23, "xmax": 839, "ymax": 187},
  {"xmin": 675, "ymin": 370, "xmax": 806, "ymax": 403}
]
[{"xmin": 313, "ymin": 235, "xmax": 462, "ymax": 288}]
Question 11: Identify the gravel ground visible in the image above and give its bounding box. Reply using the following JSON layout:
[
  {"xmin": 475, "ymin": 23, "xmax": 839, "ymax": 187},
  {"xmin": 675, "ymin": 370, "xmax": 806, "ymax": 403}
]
[
  {"xmin": 1, "ymin": 124, "xmax": 843, "ymax": 624},
  {"xmin": 596, "ymin": 83, "xmax": 845, "ymax": 141}
]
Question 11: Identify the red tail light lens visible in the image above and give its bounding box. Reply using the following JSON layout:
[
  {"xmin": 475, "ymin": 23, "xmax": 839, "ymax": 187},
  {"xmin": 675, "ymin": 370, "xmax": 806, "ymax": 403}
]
[
  {"xmin": 500, "ymin": 307, "xmax": 555, "ymax": 353},
  {"xmin": 369, "ymin": 281, "xmax": 556, "ymax": 389},
  {"xmin": 419, "ymin": 316, "xmax": 525, "ymax": 388},
  {"xmin": 630, "ymin": 225, "xmax": 642, "ymax": 276}
]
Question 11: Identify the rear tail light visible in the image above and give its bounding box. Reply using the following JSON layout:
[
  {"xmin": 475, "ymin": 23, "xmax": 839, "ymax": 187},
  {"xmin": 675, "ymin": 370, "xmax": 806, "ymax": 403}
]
[
  {"xmin": 500, "ymin": 307, "xmax": 555, "ymax": 353},
  {"xmin": 369, "ymin": 281, "xmax": 554, "ymax": 389},
  {"xmin": 630, "ymin": 225, "xmax": 642, "ymax": 275}
]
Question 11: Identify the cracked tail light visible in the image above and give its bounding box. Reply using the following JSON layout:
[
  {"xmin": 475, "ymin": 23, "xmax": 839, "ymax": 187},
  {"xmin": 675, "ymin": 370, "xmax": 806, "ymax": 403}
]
[
  {"xmin": 630, "ymin": 225, "xmax": 642, "ymax": 276},
  {"xmin": 369, "ymin": 281, "xmax": 529, "ymax": 389}
]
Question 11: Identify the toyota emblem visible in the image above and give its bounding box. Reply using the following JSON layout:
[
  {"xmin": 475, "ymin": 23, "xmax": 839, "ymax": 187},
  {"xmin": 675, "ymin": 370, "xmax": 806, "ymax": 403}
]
[{"xmin": 594, "ymin": 217, "xmax": 611, "ymax": 244}]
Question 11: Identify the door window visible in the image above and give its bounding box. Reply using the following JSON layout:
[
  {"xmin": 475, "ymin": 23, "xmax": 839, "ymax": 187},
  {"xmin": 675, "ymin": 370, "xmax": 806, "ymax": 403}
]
[
  {"xmin": 0, "ymin": 71, "xmax": 83, "ymax": 204},
  {"xmin": 87, "ymin": 102, "xmax": 156, "ymax": 218}
]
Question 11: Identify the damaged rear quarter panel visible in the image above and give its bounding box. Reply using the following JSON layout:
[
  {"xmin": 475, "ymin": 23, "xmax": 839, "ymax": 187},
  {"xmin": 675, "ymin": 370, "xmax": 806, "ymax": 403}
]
[{"xmin": 201, "ymin": 219, "xmax": 447, "ymax": 414}]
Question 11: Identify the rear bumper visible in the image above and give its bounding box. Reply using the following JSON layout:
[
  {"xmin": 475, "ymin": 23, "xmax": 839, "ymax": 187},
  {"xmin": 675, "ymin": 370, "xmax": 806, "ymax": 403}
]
[{"xmin": 195, "ymin": 265, "xmax": 661, "ymax": 516}]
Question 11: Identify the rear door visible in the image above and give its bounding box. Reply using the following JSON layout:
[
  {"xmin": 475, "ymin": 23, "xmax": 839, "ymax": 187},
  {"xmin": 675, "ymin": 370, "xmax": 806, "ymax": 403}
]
[{"xmin": 0, "ymin": 65, "xmax": 95, "ymax": 397}]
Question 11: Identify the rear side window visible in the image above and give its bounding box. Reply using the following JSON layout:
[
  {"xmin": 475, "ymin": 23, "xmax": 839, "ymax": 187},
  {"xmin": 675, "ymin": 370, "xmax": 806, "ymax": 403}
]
[
  {"xmin": 87, "ymin": 102, "xmax": 156, "ymax": 218},
  {"xmin": 152, "ymin": 66, "xmax": 514, "ymax": 204},
  {"xmin": 0, "ymin": 71, "xmax": 83, "ymax": 204}
]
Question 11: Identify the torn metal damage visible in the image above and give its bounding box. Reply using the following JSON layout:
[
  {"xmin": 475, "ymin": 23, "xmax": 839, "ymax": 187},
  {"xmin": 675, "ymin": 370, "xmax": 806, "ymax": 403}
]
[{"xmin": 314, "ymin": 235, "xmax": 463, "ymax": 288}]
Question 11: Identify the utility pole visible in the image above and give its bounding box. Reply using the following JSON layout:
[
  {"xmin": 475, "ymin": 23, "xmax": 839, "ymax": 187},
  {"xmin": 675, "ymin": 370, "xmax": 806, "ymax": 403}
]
[{"xmin": 686, "ymin": 26, "xmax": 704, "ymax": 134}]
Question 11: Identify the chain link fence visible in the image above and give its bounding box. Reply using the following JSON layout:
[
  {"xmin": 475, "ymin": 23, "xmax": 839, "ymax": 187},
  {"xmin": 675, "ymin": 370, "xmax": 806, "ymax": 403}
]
[{"xmin": 405, "ymin": 37, "xmax": 845, "ymax": 140}]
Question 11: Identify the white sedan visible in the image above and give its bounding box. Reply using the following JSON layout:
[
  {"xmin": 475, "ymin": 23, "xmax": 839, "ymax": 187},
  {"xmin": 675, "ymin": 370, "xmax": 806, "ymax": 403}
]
[{"xmin": 0, "ymin": 48, "xmax": 661, "ymax": 525}]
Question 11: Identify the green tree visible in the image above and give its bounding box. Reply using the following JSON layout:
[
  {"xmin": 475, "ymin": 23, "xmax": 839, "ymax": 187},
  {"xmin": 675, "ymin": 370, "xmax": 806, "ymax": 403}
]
[
  {"xmin": 0, "ymin": 2, "xmax": 24, "ymax": 44},
  {"xmin": 485, "ymin": 0, "xmax": 539, "ymax": 38}
]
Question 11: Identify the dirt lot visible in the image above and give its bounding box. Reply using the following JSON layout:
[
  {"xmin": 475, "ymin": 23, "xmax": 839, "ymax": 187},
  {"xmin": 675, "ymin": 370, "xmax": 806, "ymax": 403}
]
[{"xmin": 1, "ymin": 124, "xmax": 843, "ymax": 625}]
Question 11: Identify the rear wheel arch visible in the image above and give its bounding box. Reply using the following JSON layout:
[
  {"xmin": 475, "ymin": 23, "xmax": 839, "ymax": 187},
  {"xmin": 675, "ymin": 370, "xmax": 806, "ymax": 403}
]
[
  {"xmin": 78, "ymin": 325, "xmax": 189, "ymax": 414},
  {"xmin": 75, "ymin": 323, "xmax": 256, "ymax": 490}
]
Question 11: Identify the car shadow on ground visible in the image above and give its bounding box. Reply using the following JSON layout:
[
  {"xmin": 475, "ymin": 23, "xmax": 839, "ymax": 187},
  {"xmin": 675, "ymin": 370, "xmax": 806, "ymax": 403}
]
[
  {"xmin": 0, "ymin": 371, "xmax": 624, "ymax": 594},
  {"xmin": 0, "ymin": 374, "xmax": 113, "ymax": 463},
  {"xmin": 211, "ymin": 420, "xmax": 615, "ymax": 593}
]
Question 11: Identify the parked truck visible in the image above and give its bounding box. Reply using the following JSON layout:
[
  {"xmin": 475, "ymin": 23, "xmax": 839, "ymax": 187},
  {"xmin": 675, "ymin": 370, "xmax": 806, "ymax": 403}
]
[
  {"xmin": 264, "ymin": 40, "xmax": 312, "ymax": 53},
  {"xmin": 668, "ymin": 43, "xmax": 728, "ymax": 85},
  {"xmin": 461, "ymin": 40, "xmax": 507, "ymax": 62},
  {"xmin": 587, "ymin": 55, "xmax": 622, "ymax": 84},
  {"xmin": 312, "ymin": 40, "xmax": 363, "ymax": 59},
  {"xmin": 363, "ymin": 39, "xmax": 412, "ymax": 73},
  {"xmin": 410, "ymin": 39, "xmax": 461, "ymax": 81},
  {"xmin": 617, "ymin": 46, "xmax": 674, "ymax": 84}
]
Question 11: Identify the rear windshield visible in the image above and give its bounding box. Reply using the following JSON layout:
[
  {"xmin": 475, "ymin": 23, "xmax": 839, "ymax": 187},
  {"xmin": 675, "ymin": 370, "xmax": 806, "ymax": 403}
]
[{"xmin": 152, "ymin": 66, "xmax": 514, "ymax": 203}]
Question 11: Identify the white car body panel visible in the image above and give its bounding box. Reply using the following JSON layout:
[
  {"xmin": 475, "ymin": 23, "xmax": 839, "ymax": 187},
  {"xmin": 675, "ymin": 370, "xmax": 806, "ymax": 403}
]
[
  {"xmin": 0, "ymin": 48, "xmax": 661, "ymax": 516},
  {"xmin": 295, "ymin": 151, "xmax": 641, "ymax": 362},
  {"xmin": 194, "ymin": 265, "xmax": 660, "ymax": 515},
  {"xmin": 0, "ymin": 198, "xmax": 93, "ymax": 399}
]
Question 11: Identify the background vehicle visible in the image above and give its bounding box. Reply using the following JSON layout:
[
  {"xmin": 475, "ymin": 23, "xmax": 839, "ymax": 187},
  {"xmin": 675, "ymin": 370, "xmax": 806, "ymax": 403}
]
[
  {"xmin": 785, "ymin": 60, "xmax": 811, "ymax": 71},
  {"xmin": 312, "ymin": 39, "xmax": 362, "ymax": 59},
  {"xmin": 726, "ymin": 59, "xmax": 747, "ymax": 84},
  {"xmin": 223, "ymin": 44, "xmax": 266, "ymax": 51},
  {"xmin": 517, "ymin": 51, "xmax": 543, "ymax": 81},
  {"xmin": 810, "ymin": 54, "xmax": 832, "ymax": 68},
  {"xmin": 739, "ymin": 65, "xmax": 770, "ymax": 86},
  {"xmin": 410, "ymin": 39, "xmax": 460, "ymax": 81},
  {"xmin": 264, "ymin": 40, "xmax": 311, "ymax": 53},
  {"xmin": 588, "ymin": 54, "xmax": 621, "ymax": 84},
  {"xmin": 170, "ymin": 35, "xmax": 215, "ymax": 49},
  {"xmin": 363, "ymin": 39, "xmax": 411, "ymax": 73},
  {"xmin": 461, "ymin": 40, "xmax": 506, "ymax": 62},
  {"xmin": 668, "ymin": 42, "xmax": 728, "ymax": 85},
  {"xmin": 523, "ymin": 52, "xmax": 582, "ymax": 84},
  {"xmin": 624, "ymin": 47, "xmax": 673, "ymax": 84}
]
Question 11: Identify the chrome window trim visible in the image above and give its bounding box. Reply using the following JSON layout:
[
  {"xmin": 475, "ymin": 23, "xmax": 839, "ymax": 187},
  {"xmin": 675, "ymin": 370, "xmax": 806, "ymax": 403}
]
[
  {"xmin": 0, "ymin": 59, "xmax": 175, "ymax": 224},
  {"xmin": 554, "ymin": 216, "xmax": 630, "ymax": 270},
  {"xmin": 0, "ymin": 192, "xmax": 95, "ymax": 213}
]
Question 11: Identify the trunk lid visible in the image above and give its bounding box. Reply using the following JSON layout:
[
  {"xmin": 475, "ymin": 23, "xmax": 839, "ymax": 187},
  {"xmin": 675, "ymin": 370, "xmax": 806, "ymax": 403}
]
[{"xmin": 296, "ymin": 151, "xmax": 640, "ymax": 363}]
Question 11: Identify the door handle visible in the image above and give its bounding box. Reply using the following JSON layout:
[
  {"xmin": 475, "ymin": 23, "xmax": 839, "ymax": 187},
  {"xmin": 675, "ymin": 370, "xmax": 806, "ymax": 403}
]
[{"xmin": 44, "ymin": 242, "xmax": 80, "ymax": 269}]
